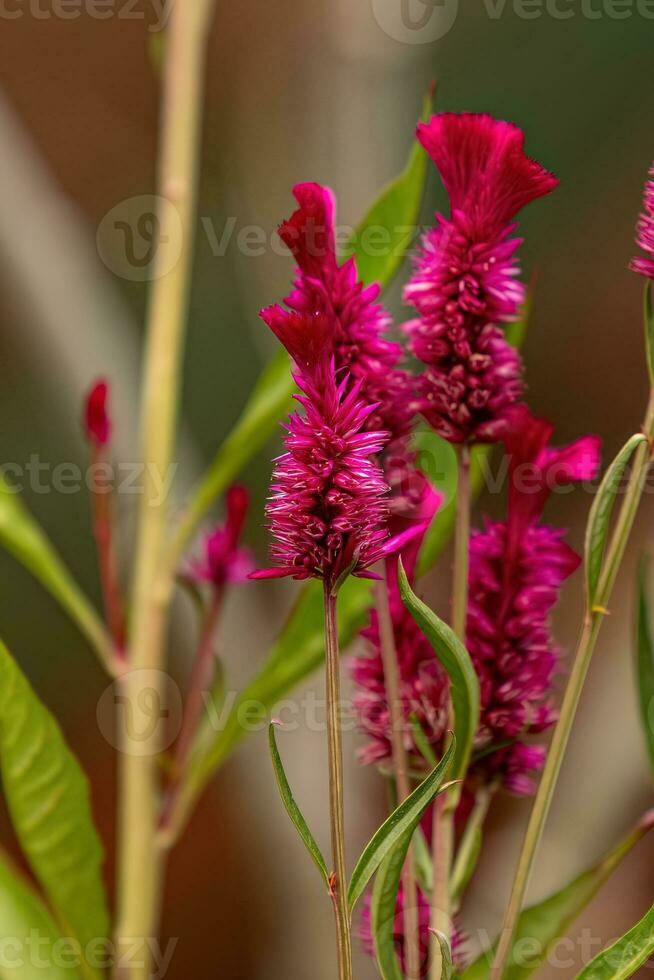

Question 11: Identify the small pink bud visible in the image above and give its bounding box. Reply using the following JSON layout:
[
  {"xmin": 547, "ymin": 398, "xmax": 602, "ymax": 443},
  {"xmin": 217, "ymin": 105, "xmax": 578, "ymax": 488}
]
[{"xmin": 84, "ymin": 379, "xmax": 111, "ymax": 447}]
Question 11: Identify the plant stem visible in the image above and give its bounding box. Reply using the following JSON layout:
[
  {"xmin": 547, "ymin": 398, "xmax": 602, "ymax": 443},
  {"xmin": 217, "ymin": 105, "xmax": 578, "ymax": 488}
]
[
  {"xmin": 159, "ymin": 589, "xmax": 223, "ymax": 843},
  {"xmin": 452, "ymin": 445, "xmax": 471, "ymax": 640},
  {"xmin": 490, "ymin": 391, "xmax": 654, "ymax": 980},
  {"xmin": 89, "ymin": 445, "xmax": 126, "ymax": 651},
  {"xmin": 451, "ymin": 783, "xmax": 493, "ymax": 908},
  {"xmin": 431, "ymin": 444, "xmax": 471, "ymax": 979},
  {"xmin": 323, "ymin": 582, "xmax": 353, "ymax": 980},
  {"xmin": 113, "ymin": 3, "xmax": 215, "ymax": 977},
  {"xmin": 376, "ymin": 576, "xmax": 420, "ymax": 980}
]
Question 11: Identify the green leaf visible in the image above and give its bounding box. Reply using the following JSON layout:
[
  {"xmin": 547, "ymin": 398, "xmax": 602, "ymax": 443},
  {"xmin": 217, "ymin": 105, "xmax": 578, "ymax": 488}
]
[
  {"xmin": 433, "ymin": 932, "xmax": 454, "ymax": 980},
  {"xmin": 0, "ymin": 848, "xmax": 81, "ymax": 980},
  {"xmin": 371, "ymin": 832, "xmax": 410, "ymax": 980},
  {"xmin": 635, "ymin": 556, "xmax": 654, "ymax": 776},
  {"xmin": 0, "ymin": 642, "xmax": 109, "ymax": 979},
  {"xmin": 644, "ymin": 280, "xmax": 654, "ymax": 386},
  {"xmin": 0, "ymin": 477, "xmax": 111, "ymax": 670},
  {"xmin": 462, "ymin": 811, "xmax": 654, "ymax": 979},
  {"xmin": 344, "ymin": 88, "xmax": 433, "ymax": 289},
  {"xmin": 348, "ymin": 736, "xmax": 455, "ymax": 913},
  {"xmin": 173, "ymin": 348, "xmax": 295, "ymax": 553},
  {"xmin": 576, "ymin": 901, "xmax": 654, "ymax": 979},
  {"xmin": 584, "ymin": 433, "xmax": 647, "ymax": 608},
  {"xmin": 398, "ymin": 559, "xmax": 479, "ymax": 785},
  {"xmin": 268, "ymin": 722, "xmax": 329, "ymax": 887}
]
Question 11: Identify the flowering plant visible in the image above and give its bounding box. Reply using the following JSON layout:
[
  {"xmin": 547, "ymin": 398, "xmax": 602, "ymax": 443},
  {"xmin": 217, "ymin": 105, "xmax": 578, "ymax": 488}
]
[{"xmin": 0, "ymin": 18, "xmax": 653, "ymax": 980}]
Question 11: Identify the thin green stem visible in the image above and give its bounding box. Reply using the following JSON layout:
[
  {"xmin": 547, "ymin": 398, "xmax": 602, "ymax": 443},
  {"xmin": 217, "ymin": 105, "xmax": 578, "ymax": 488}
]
[
  {"xmin": 431, "ymin": 444, "xmax": 472, "ymax": 979},
  {"xmin": 451, "ymin": 783, "xmax": 494, "ymax": 908},
  {"xmin": 491, "ymin": 390, "xmax": 654, "ymax": 980},
  {"xmin": 113, "ymin": 3, "xmax": 215, "ymax": 977},
  {"xmin": 376, "ymin": 577, "xmax": 420, "ymax": 980},
  {"xmin": 324, "ymin": 582, "xmax": 353, "ymax": 980}
]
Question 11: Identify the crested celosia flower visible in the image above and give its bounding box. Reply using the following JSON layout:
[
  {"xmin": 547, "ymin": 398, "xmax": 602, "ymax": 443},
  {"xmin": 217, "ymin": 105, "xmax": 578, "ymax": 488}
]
[
  {"xmin": 404, "ymin": 113, "xmax": 558, "ymax": 444},
  {"xmin": 358, "ymin": 883, "xmax": 466, "ymax": 977},
  {"xmin": 276, "ymin": 181, "xmax": 426, "ymax": 517},
  {"xmin": 351, "ymin": 488, "xmax": 449, "ymax": 764},
  {"xmin": 186, "ymin": 485, "xmax": 253, "ymax": 591},
  {"xmin": 84, "ymin": 378, "xmax": 111, "ymax": 447},
  {"xmin": 466, "ymin": 406, "xmax": 601, "ymax": 794},
  {"xmin": 630, "ymin": 164, "xmax": 654, "ymax": 278},
  {"xmin": 250, "ymin": 309, "xmax": 425, "ymax": 587}
]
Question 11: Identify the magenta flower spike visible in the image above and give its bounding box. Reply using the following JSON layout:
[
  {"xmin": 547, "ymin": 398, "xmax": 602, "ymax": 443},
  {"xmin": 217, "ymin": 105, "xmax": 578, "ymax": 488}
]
[
  {"xmin": 276, "ymin": 182, "xmax": 427, "ymax": 518},
  {"xmin": 630, "ymin": 164, "xmax": 654, "ymax": 278},
  {"xmin": 250, "ymin": 309, "xmax": 426, "ymax": 590},
  {"xmin": 187, "ymin": 485, "xmax": 253, "ymax": 591},
  {"xmin": 466, "ymin": 405, "xmax": 601, "ymax": 794},
  {"xmin": 404, "ymin": 113, "xmax": 558, "ymax": 444}
]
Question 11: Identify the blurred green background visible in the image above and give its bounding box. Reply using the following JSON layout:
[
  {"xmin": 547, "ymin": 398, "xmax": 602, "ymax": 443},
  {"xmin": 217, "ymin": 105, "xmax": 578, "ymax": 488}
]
[{"xmin": 0, "ymin": 2, "xmax": 652, "ymax": 977}]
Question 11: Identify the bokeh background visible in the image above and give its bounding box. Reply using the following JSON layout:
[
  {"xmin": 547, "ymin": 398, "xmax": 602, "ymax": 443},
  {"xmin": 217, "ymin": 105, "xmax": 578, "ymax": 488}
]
[{"xmin": 0, "ymin": 2, "xmax": 653, "ymax": 977}]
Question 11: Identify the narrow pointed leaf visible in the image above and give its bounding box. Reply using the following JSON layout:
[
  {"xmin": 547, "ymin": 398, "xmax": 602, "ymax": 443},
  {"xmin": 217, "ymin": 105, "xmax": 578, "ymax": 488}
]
[
  {"xmin": 398, "ymin": 559, "xmax": 479, "ymax": 785},
  {"xmin": 344, "ymin": 88, "xmax": 433, "ymax": 289},
  {"xmin": 644, "ymin": 280, "xmax": 654, "ymax": 385},
  {"xmin": 635, "ymin": 556, "xmax": 654, "ymax": 776},
  {"xmin": 433, "ymin": 931, "xmax": 454, "ymax": 980},
  {"xmin": 348, "ymin": 737, "xmax": 455, "ymax": 913},
  {"xmin": 462, "ymin": 810, "xmax": 654, "ymax": 979},
  {"xmin": 584, "ymin": 433, "xmax": 647, "ymax": 607},
  {"xmin": 0, "ymin": 642, "xmax": 109, "ymax": 979},
  {"xmin": 371, "ymin": 835, "xmax": 410, "ymax": 980},
  {"xmin": 0, "ymin": 848, "xmax": 81, "ymax": 980},
  {"xmin": 576, "ymin": 901, "xmax": 654, "ymax": 979},
  {"xmin": 268, "ymin": 723, "xmax": 329, "ymax": 887},
  {"xmin": 0, "ymin": 477, "xmax": 110, "ymax": 666}
]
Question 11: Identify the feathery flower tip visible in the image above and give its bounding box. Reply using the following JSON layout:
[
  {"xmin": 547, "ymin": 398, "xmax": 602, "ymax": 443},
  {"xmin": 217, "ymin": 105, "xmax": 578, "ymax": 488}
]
[
  {"xmin": 84, "ymin": 379, "xmax": 111, "ymax": 447},
  {"xmin": 417, "ymin": 112, "xmax": 559, "ymax": 237}
]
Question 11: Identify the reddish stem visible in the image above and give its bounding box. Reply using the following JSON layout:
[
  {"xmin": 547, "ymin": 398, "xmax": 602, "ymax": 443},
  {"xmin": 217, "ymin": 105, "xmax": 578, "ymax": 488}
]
[{"xmin": 89, "ymin": 444, "xmax": 126, "ymax": 653}]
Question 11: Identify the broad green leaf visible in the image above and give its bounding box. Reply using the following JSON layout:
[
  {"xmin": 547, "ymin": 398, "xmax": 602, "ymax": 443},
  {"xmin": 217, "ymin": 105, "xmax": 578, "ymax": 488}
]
[
  {"xmin": 0, "ymin": 477, "xmax": 111, "ymax": 670},
  {"xmin": 268, "ymin": 723, "xmax": 329, "ymax": 887},
  {"xmin": 0, "ymin": 848, "xmax": 81, "ymax": 980},
  {"xmin": 371, "ymin": 834, "xmax": 411, "ymax": 980},
  {"xmin": 344, "ymin": 88, "xmax": 433, "ymax": 288},
  {"xmin": 172, "ymin": 348, "xmax": 295, "ymax": 555},
  {"xmin": 576, "ymin": 901, "xmax": 654, "ymax": 979},
  {"xmin": 398, "ymin": 559, "xmax": 479, "ymax": 785},
  {"xmin": 348, "ymin": 737, "xmax": 455, "ymax": 913},
  {"xmin": 635, "ymin": 556, "xmax": 654, "ymax": 776},
  {"xmin": 0, "ymin": 642, "xmax": 109, "ymax": 980},
  {"xmin": 584, "ymin": 433, "xmax": 647, "ymax": 607},
  {"xmin": 462, "ymin": 811, "xmax": 654, "ymax": 979},
  {"xmin": 644, "ymin": 280, "xmax": 654, "ymax": 385}
]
